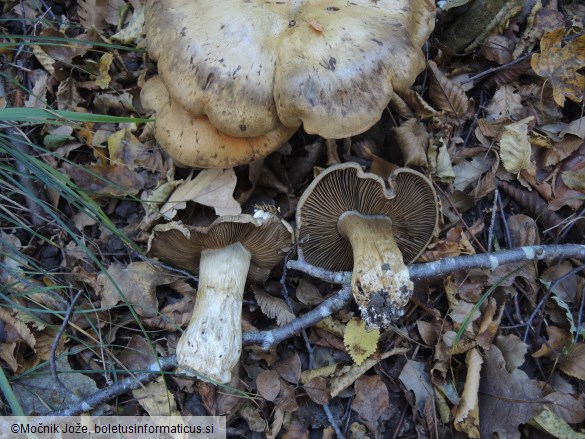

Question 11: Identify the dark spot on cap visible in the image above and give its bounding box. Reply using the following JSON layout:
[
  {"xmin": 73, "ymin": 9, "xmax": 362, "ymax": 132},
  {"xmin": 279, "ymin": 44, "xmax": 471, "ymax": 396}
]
[{"xmin": 240, "ymin": 124, "xmax": 247, "ymax": 132}]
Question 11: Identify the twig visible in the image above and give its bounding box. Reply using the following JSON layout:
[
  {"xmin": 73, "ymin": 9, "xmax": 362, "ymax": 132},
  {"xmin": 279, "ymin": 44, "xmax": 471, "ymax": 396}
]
[
  {"xmin": 50, "ymin": 290, "xmax": 83, "ymax": 398},
  {"xmin": 47, "ymin": 355, "xmax": 178, "ymax": 416},
  {"xmin": 409, "ymin": 244, "xmax": 585, "ymax": 281},
  {"xmin": 461, "ymin": 53, "xmax": 532, "ymax": 84},
  {"xmin": 323, "ymin": 404, "xmax": 345, "ymax": 439},
  {"xmin": 243, "ymin": 286, "xmax": 353, "ymax": 350},
  {"xmin": 289, "ymin": 244, "xmax": 585, "ymax": 285}
]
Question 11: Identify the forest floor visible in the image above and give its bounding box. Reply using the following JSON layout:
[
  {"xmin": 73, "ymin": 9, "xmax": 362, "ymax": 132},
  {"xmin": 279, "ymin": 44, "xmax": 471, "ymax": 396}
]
[{"xmin": 1, "ymin": 1, "xmax": 584, "ymax": 438}]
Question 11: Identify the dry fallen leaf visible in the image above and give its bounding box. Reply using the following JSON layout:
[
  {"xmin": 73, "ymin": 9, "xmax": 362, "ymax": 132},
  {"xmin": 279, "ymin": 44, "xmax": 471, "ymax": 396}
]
[
  {"xmin": 95, "ymin": 52, "xmax": 114, "ymax": 89},
  {"xmin": 495, "ymin": 334, "xmax": 528, "ymax": 372},
  {"xmin": 398, "ymin": 360, "xmax": 434, "ymax": 415},
  {"xmin": 352, "ymin": 375, "xmax": 392, "ymax": 433},
  {"xmin": 256, "ymin": 370, "xmax": 282, "ymax": 402},
  {"xmin": 160, "ymin": 168, "xmax": 241, "ymax": 219},
  {"xmin": 428, "ymin": 60, "xmax": 470, "ymax": 123},
  {"xmin": 97, "ymin": 261, "xmax": 177, "ymax": 317},
  {"xmin": 559, "ymin": 343, "xmax": 585, "ymax": 380},
  {"xmin": 499, "ymin": 117, "xmax": 534, "ymax": 174},
  {"xmin": 252, "ymin": 286, "xmax": 295, "ymax": 326},
  {"xmin": 78, "ymin": 0, "xmax": 126, "ymax": 31},
  {"xmin": 392, "ymin": 118, "xmax": 429, "ymax": 167},
  {"xmin": 531, "ymin": 29, "xmax": 585, "ymax": 106},
  {"xmin": 479, "ymin": 345, "xmax": 543, "ymax": 439},
  {"xmin": 486, "ymin": 85, "xmax": 524, "ymax": 121},
  {"xmin": 453, "ymin": 348, "xmax": 482, "ymax": 439},
  {"xmin": 343, "ymin": 318, "xmax": 379, "ymax": 366}
]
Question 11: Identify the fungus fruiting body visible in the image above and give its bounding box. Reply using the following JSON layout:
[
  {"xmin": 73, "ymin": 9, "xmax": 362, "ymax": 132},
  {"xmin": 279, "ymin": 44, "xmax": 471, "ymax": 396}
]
[
  {"xmin": 296, "ymin": 163, "xmax": 438, "ymax": 328},
  {"xmin": 143, "ymin": 0, "xmax": 436, "ymax": 167},
  {"xmin": 148, "ymin": 211, "xmax": 293, "ymax": 383}
]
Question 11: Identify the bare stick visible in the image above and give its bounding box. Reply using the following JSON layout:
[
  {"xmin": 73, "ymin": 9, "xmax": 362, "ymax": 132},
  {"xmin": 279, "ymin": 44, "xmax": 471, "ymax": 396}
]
[
  {"xmin": 50, "ymin": 290, "xmax": 84, "ymax": 398},
  {"xmin": 242, "ymin": 286, "xmax": 353, "ymax": 349},
  {"xmin": 47, "ymin": 355, "xmax": 178, "ymax": 416},
  {"xmin": 288, "ymin": 245, "xmax": 585, "ymax": 285}
]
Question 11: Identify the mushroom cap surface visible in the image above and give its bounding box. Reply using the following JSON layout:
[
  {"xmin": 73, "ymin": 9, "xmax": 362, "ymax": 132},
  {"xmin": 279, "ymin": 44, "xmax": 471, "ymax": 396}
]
[
  {"xmin": 296, "ymin": 162, "xmax": 438, "ymax": 271},
  {"xmin": 145, "ymin": 0, "xmax": 289, "ymax": 137},
  {"xmin": 147, "ymin": 211, "xmax": 294, "ymax": 283},
  {"xmin": 145, "ymin": 0, "xmax": 435, "ymax": 141},
  {"xmin": 141, "ymin": 76, "xmax": 297, "ymax": 168},
  {"xmin": 274, "ymin": 0, "xmax": 436, "ymax": 138}
]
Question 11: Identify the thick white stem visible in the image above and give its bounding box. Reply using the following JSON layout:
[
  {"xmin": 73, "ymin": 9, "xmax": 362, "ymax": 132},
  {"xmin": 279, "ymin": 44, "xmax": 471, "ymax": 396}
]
[
  {"xmin": 337, "ymin": 211, "xmax": 413, "ymax": 328},
  {"xmin": 176, "ymin": 242, "xmax": 251, "ymax": 383}
]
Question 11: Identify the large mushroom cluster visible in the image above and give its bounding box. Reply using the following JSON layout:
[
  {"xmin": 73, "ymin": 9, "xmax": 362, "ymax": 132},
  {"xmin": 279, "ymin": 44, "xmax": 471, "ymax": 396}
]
[
  {"xmin": 143, "ymin": 0, "xmax": 439, "ymax": 384},
  {"xmin": 142, "ymin": 0, "xmax": 436, "ymax": 168}
]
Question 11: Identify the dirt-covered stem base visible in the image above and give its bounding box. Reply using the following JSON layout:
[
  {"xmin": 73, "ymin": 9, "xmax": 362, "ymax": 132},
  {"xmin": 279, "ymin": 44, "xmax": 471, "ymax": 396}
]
[{"xmin": 337, "ymin": 211, "xmax": 413, "ymax": 328}]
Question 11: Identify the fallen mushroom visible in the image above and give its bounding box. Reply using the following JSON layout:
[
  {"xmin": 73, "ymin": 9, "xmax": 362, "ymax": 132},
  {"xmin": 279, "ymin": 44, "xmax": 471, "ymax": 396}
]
[
  {"xmin": 143, "ymin": 0, "xmax": 435, "ymax": 166},
  {"xmin": 296, "ymin": 163, "xmax": 438, "ymax": 328},
  {"xmin": 147, "ymin": 208, "xmax": 293, "ymax": 383}
]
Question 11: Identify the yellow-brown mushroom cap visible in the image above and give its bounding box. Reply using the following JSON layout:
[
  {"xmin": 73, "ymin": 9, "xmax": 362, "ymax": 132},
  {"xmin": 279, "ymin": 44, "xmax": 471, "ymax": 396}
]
[
  {"xmin": 145, "ymin": 0, "xmax": 436, "ymax": 142},
  {"xmin": 274, "ymin": 0, "xmax": 436, "ymax": 138},
  {"xmin": 141, "ymin": 76, "xmax": 297, "ymax": 168}
]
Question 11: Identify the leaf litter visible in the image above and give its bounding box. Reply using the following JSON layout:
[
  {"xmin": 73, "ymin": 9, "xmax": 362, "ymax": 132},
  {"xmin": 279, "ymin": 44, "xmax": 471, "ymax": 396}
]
[{"xmin": 1, "ymin": 1, "xmax": 585, "ymax": 437}]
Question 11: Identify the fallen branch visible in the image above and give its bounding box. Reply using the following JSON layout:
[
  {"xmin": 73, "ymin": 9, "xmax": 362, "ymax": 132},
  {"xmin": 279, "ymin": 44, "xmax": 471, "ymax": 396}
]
[
  {"xmin": 242, "ymin": 286, "xmax": 353, "ymax": 349},
  {"xmin": 46, "ymin": 244, "xmax": 585, "ymax": 417},
  {"xmin": 47, "ymin": 355, "xmax": 178, "ymax": 416},
  {"xmin": 287, "ymin": 244, "xmax": 585, "ymax": 284}
]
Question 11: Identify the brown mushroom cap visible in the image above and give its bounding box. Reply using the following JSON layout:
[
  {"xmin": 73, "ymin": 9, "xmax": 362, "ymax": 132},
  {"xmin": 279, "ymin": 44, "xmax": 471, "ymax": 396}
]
[
  {"xmin": 274, "ymin": 0, "xmax": 436, "ymax": 138},
  {"xmin": 147, "ymin": 211, "xmax": 294, "ymax": 283},
  {"xmin": 296, "ymin": 162, "xmax": 438, "ymax": 271},
  {"xmin": 141, "ymin": 76, "xmax": 297, "ymax": 168}
]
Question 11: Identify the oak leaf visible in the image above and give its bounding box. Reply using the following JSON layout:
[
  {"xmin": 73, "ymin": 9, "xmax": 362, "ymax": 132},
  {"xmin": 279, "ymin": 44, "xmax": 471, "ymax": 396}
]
[{"xmin": 531, "ymin": 29, "xmax": 585, "ymax": 106}]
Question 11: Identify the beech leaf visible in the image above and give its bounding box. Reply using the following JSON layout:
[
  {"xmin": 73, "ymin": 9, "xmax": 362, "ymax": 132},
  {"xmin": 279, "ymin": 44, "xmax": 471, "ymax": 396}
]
[
  {"xmin": 351, "ymin": 375, "xmax": 391, "ymax": 433},
  {"xmin": 392, "ymin": 118, "xmax": 429, "ymax": 167},
  {"xmin": 499, "ymin": 117, "xmax": 533, "ymax": 174},
  {"xmin": 160, "ymin": 168, "xmax": 241, "ymax": 219},
  {"xmin": 559, "ymin": 343, "xmax": 585, "ymax": 380}
]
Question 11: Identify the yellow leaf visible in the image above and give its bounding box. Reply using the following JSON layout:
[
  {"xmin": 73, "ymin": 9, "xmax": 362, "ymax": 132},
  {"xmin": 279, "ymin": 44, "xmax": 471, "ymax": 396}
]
[
  {"xmin": 531, "ymin": 29, "xmax": 585, "ymax": 106},
  {"xmin": 499, "ymin": 117, "xmax": 533, "ymax": 174},
  {"xmin": 95, "ymin": 52, "xmax": 114, "ymax": 89},
  {"xmin": 344, "ymin": 318, "xmax": 379, "ymax": 366}
]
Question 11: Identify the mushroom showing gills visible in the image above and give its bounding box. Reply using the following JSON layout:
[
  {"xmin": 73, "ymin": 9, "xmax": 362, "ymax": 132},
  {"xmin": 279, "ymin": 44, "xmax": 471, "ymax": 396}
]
[
  {"xmin": 296, "ymin": 163, "xmax": 438, "ymax": 328},
  {"xmin": 147, "ymin": 210, "xmax": 293, "ymax": 383}
]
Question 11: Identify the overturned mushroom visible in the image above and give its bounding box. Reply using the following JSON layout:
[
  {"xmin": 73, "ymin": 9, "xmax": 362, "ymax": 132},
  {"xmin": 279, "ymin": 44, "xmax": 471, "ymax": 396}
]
[
  {"xmin": 148, "ymin": 209, "xmax": 293, "ymax": 383},
  {"xmin": 143, "ymin": 0, "xmax": 435, "ymax": 166},
  {"xmin": 296, "ymin": 163, "xmax": 438, "ymax": 328}
]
